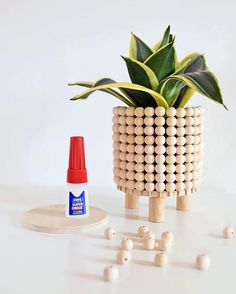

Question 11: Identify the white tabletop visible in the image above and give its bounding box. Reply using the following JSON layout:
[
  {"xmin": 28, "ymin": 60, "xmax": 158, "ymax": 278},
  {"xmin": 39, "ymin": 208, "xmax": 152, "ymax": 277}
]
[{"xmin": 0, "ymin": 185, "xmax": 235, "ymax": 294}]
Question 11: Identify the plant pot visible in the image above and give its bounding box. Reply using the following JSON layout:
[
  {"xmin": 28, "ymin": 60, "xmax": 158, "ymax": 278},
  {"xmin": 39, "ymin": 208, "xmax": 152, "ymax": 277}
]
[{"xmin": 112, "ymin": 106, "xmax": 204, "ymax": 222}]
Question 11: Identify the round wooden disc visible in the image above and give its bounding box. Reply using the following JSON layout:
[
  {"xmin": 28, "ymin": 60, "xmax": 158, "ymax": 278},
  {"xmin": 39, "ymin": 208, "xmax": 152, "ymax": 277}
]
[{"xmin": 24, "ymin": 204, "xmax": 107, "ymax": 234}]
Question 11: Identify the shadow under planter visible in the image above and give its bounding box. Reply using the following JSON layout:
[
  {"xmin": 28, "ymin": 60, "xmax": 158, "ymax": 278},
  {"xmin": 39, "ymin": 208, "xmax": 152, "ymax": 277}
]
[{"xmin": 112, "ymin": 106, "xmax": 204, "ymax": 222}]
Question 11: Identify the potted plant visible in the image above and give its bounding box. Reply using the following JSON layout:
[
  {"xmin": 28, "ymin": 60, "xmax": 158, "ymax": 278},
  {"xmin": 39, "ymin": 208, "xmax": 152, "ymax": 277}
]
[{"xmin": 68, "ymin": 26, "xmax": 226, "ymax": 222}]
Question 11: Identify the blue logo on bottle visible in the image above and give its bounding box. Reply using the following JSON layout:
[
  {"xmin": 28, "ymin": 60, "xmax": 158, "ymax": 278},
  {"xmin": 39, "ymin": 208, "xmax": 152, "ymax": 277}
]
[{"xmin": 69, "ymin": 191, "xmax": 86, "ymax": 216}]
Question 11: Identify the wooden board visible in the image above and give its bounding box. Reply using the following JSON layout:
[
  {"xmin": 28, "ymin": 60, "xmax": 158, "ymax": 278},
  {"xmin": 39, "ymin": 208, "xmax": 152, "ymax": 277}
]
[{"xmin": 24, "ymin": 204, "xmax": 107, "ymax": 234}]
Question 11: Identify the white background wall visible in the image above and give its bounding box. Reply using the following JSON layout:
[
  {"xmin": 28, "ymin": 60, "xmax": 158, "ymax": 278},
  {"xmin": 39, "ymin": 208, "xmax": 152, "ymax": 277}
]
[{"xmin": 0, "ymin": 0, "xmax": 235, "ymax": 192}]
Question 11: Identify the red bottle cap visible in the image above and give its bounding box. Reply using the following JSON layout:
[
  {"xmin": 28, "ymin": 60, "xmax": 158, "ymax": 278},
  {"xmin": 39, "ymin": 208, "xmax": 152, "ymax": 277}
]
[{"xmin": 67, "ymin": 136, "xmax": 88, "ymax": 184}]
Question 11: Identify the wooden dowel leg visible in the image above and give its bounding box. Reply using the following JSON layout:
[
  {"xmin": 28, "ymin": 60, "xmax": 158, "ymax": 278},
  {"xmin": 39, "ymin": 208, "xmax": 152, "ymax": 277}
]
[
  {"xmin": 176, "ymin": 194, "xmax": 191, "ymax": 211},
  {"xmin": 125, "ymin": 193, "xmax": 139, "ymax": 209},
  {"xmin": 149, "ymin": 197, "xmax": 165, "ymax": 222}
]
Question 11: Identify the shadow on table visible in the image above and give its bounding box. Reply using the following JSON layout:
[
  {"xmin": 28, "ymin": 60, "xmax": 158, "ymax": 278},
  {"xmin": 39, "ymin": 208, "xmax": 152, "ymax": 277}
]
[
  {"xmin": 172, "ymin": 260, "xmax": 195, "ymax": 270},
  {"xmin": 78, "ymin": 272, "xmax": 103, "ymax": 281}
]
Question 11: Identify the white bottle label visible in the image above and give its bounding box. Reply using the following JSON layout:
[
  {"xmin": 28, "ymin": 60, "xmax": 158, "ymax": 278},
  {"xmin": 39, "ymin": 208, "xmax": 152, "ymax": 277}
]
[{"xmin": 66, "ymin": 184, "xmax": 89, "ymax": 218}]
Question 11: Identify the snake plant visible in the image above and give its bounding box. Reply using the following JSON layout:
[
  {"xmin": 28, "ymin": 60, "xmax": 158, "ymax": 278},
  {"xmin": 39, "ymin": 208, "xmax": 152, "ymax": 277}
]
[{"xmin": 69, "ymin": 26, "xmax": 226, "ymax": 109}]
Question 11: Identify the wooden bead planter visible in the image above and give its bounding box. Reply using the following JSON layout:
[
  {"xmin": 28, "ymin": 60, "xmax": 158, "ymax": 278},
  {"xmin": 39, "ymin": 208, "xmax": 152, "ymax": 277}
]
[{"xmin": 112, "ymin": 106, "xmax": 204, "ymax": 222}]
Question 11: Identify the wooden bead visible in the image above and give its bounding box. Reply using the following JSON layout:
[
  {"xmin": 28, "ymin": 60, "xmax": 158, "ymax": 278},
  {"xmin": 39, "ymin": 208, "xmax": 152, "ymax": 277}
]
[
  {"xmin": 166, "ymin": 164, "xmax": 175, "ymax": 173},
  {"xmin": 155, "ymin": 173, "xmax": 165, "ymax": 183},
  {"xmin": 126, "ymin": 107, "xmax": 135, "ymax": 116},
  {"xmin": 154, "ymin": 252, "xmax": 168, "ymax": 267},
  {"xmin": 134, "ymin": 126, "xmax": 144, "ymax": 135},
  {"xmin": 119, "ymin": 116, "xmax": 126, "ymax": 125},
  {"xmin": 119, "ymin": 179, "xmax": 127, "ymax": 187},
  {"xmin": 176, "ymin": 182, "xmax": 185, "ymax": 191},
  {"xmin": 126, "ymin": 125, "xmax": 134, "ymax": 135},
  {"xmin": 194, "ymin": 117, "xmax": 200, "ymax": 127},
  {"xmin": 118, "ymin": 107, "xmax": 126, "ymax": 116},
  {"xmin": 223, "ymin": 227, "xmax": 235, "ymax": 239},
  {"xmin": 120, "ymin": 238, "xmax": 134, "ymax": 250},
  {"xmin": 113, "ymin": 124, "xmax": 120, "ymax": 133},
  {"xmin": 155, "ymin": 136, "xmax": 165, "ymax": 145},
  {"xmin": 166, "ymin": 117, "xmax": 177, "ymax": 127},
  {"xmin": 113, "ymin": 107, "xmax": 119, "ymax": 115},
  {"xmin": 135, "ymin": 154, "xmax": 145, "ymax": 163},
  {"xmin": 185, "ymin": 107, "xmax": 194, "ymax": 117},
  {"xmin": 176, "ymin": 155, "xmax": 186, "ymax": 164},
  {"xmin": 185, "ymin": 163, "xmax": 194, "ymax": 172},
  {"xmin": 185, "ymin": 126, "xmax": 194, "ymax": 135},
  {"xmin": 135, "ymin": 135, "xmax": 145, "ymax": 145},
  {"xmin": 113, "ymin": 150, "xmax": 120, "ymax": 159},
  {"xmin": 127, "ymin": 135, "xmax": 135, "ymax": 144},
  {"xmin": 145, "ymin": 154, "xmax": 155, "ymax": 164},
  {"xmin": 176, "ymin": 117, "xmax": 186, "ymax": 127},
  {"xmin": 135, "ymin": 145, "xmax": 145, "ymax": 154},
  {"xmin": 145, "ymin": 135, "xmax": 155, "ymax": 145},
  {"xmin": 194, "ymin": 135, "xmax": 201, "ymax": 144},
  {"xmin": 135, "ymin": 163, "xmax": 145, "ymax": 172},
  {"xmin": 113, "ymin": 142, "xmax": 120, "ymax": 151},
  {"xmin": 134, "ymin": 117, "xmax": 144, "ymax": 126},
  {"xmin": 192, "ymin": 179, "xmax": 199, "ymax": 188},
  {"xmin": 184, "ymin": 172, "xmax": 193, "ymax": 181},
  {"xmin": 185, "ymin": 144, "xmax": 194, "ymax": 154},
  {"xmin": 194, "ymin": 144, "xmax": 200, "ymax": 153},
  {"xmin": 119, "ymin": 134, "xmax": 127, "ymax": 143},
  {"xmin": 126, "ymin": 116, "xmax": 135, "ymax": 126},
  {"xmin": 194, "ymin": 126, "xmax": 200, "ymax": 136},
  {"xmin": 103, "ymin": 265, "xmax": 119, "ymax": 282},
  {"xmin": 158, "ymin": 239, "xmax": 172, "ymax": 251},
  {"xmin": 113, "ymin": 133, "xmax": 120, "ymax": 142},
  {"xmin": 135, "ymin": 181, "xmax": 145, "ymax": 191},
  {"xmin": 155, "ymin": 106, "xmax": 165, "ymax": 116},
  {"xmin": 143, "ymin": 237, "xmax": 155, "ymax": 250},
  {"xmin": 119, "ymin": 152, "xmax": 127, "ymax": 161},
  {"xmin": 166, "ymin": 136, "xmax": 177, "ymax": 146},
  {"xmin": 176, "ymin": 127, "xmax": 186, "ymax": 137},
  {"xmin": 137, "ymin": 225, "xmax": 149, "ymax": 237},
  {"xmin": 185, "ymin": 116, "xmax": 194, "ymax": 126},
  {"xmin": 184, "ymin": 181, "xmax": 193, "ymax": 190},
  {"xmin": 135, "ymin": 107, "xmax": 144, "ymax": 117},
  {"xmin": 155, "ymin": 116, "xmax": 165, "ymax": 126},
  {"xmin": 166, "ymin": 146, "xmax": 176, "ymax": 155},
  {"xmin": 144, "ymin": 231, "xmax": 155, "ymax": 239},
  {"xmin": 126, "ymin": 161, "xmax": 135, "ymax": 171},
  {"xmin": 155, "ymin": 154, "xmax": 165, "ymax": 164},
  {"xmin": 144, "ymin": 107, "xmax": 155, "ymax": 116},
  {"xmin": 104, "ymin": 227, "xmax": 116, "ymax": 239},
  {"xmin": 127, "ymin": 180, "xmax": 135, "ymax": 190},
  {"xmin": 117, "ymin": 250, "xmax": 131, "ymax": 264},
  {"xmin": 176, "ymin": 136, "xmax": 186, "ymax": 146},
  {"xmin": 175, "ymin": 164, "xmax": 185, "ymax": 173},
  {"xmin": 155, "ymin": 126, "xmax": 165, "ymax": 136},
  {"xmin": 166, "ymin": 182, "xmax": 176, "ymax": 192},
  {"xmin": 166, "ymin": 155, "xmax": 176, "ymax": 164},
  {"xmin": 144, "ymin": 117, "xmax": 154, "ymax": 126},
  {"xmin": 119, "ymin": 170, "xmax": 127, "ymax": 179},
  {"xmin": 126, "ymin": 144, "xmax": 135, "ymax": 153},
  {"xmin": 166, "ymin": 107, "xmax": 176, "ymax": 117},
  {"xmin": 155, "ymin": 145, "xmax": 166, "ymax": 155},
  {"xmin": 161, "ymin": 231, "xmax": 174, "ymax": 242},
  {"xmin": 193, "ymin": 171, "xmax": 199, "ymax": 180},
  {"xmin": 126, "ymin": 171, "xmax": 135, "ymax": 181},
  {"xmin": 185, "ymin": 153, "xmax": 194, "ymax": 163},
  {"xmin": 120, "ymin": 161, "xmax": 127, "ymax": 170},
  {"xmin": 166, "ymin": 173, "xmax": 176, "ymax": 183},
  {"xmin": 176, "ymin": 145, "xmax": 185, "ymax": 155},
  {"xmin": 145, "ymin": 145, "xmax": 155, "ymax": 154},
  {"xmin": 145, "ymin": 173, "xmax": 155, "ymax": 182},
  {"xmin": 113, "ymin": 159, "xmax": 120, "ymax": 168},
  {"xmin": 176, "ymin": 108, "xmax": 186, "ymax": 118},
  {"xmin": 145, "ymin": 164, "xmax": 155, "ymax": 173},
  {"xmin": 195, "ymin": 254, "xmax": 211, "ymax": 270},
  {"xmin": 119, "ymin": 143, "xmax": 126, "ymax": 153},
  {"xmin": 113, "ymin": 115, "xmax": 120, "ymax": 124},
  {"xmin": 135, "ymin": 172, "xmax": 145, "ymax": 181},
  {"xmin": 126, "ymin": 153, "xmax": 135, "ymax": 162},
  {"xmin": 144, "ymin": 126, "xmax": 155, "ymax": 135},
  {"xmin": 185, "ymin": 135, "xmax": 194, "ymax": 145},
  {"xmin": 175, "ymin": 173, "xmax": 185, "ymax": 182},
  {"xmin": 155, "ymin": 164, "xmax": 166, "ymax": 174},
  {"xmin": 155, "ymin": 182, "xmax": 165, "ymax": 192},
  {"xmin": 166, "ymin": 126, "xmax": 176, "ymax": 136},
  {"xmin": 194, "ymin": 107, "xmax": 200, "ymax": 116}
]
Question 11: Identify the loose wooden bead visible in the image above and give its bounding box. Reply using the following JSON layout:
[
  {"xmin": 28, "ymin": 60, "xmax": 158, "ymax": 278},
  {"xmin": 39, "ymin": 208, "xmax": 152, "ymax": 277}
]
[
  {"xmin": 155, "ymin": 182, "xmax": 165, "ymax": 192},
  {"xmin": 166, "ymin": 173, "xmax": 176, "ymax": 183},
  {"xmin": 155, "ymin": 164, "xmax": 166, "ymax": 174},
  {"xmin": 135, "ymin": 172, "xmax": 145, "ymax": 181},
  {"xmin": 185, "ymin": 144, "xmax": 194, "ymax": 154},
  {"xmin": 158, "ymin": 239, "xmax": 172, "ymax": 251},
  {"xmin": 184, "ymin": 172, "xmax": 193, "ymax": 181},
  {"xmin": 176, "ymin": 136, "xmax": 186, "ymax": 146},
  {"xmin": 126, "ymin": 107, "xmax": 135, "ymax": 116},
  {"xmin": 117, "ymin": 250, "xmax": 131, "ymax": 264},
  {"xmin": 155, "ymin": 126, "xmax": 165, "ymax": 136},
  {"xmin": 176, "ymin": 155, "xmax": 186, "ymax": 164},
  {"xmin": 135, "ymin": 135, "xmax": 145, "ymax": 145},
  {"xmin": 127, "ymin": 180, "xmax": 135, "ymax": 190},
  {"xmin": 175, "ymin": 164, "xmax": 185, "ymax": 174},
  {"xmin": 119, "ymin": 134, "xmax": 127, "ymax": 143},
  {"xmin": 155, "ymin": 145, "xmax": 166, "ymax": 155},
  {"xmin": 161, "ymin": 231, "xmax": 174, "ymax": 242},
  {"xmin": 176, "ymin": 145, "xmax": 185, "ymax": 155},
  {"xmin": 176, "ymin": 108, "xmax": 186, "ymax": 118},
  {"xmin": 120, "ymin": 161, "xmax": 127, "ymax": 170},
  {"xmin": 145, "ymin": 173, "xmax": 155, "ymax": 182},
  {"xmin": 155, "ymin": 106, "xmax": 165, "ymax": 116},
  {"xmin": 185, "ymin": 153, "xmax": 194, "ymax": 163},
  {"xmin": 145, "ymin": 145, "xmax": 155, "ymax": 154},
  {"xmin": 185, "ymin": 163, "xmax": 194, "ymax": 172},
  {"xmin": 137, "ymin": 225, "xmax": 149, "ymax": 237},
  {"xmin": 135, "ymin": 154, "xmax": 145, "ymax": 163},
  {"xmin": 155, "ymin": 136, "xmax": 166, "ymax": 145},
  {"xmin": 104, "ymin": 227, "xmax": 116, "ymax": 239},
  {"xmin": 145, "ymin": 154, "xmax": 155, "ymax": 164},
  {"xmin": 144, "ymin": 117, "xmax": 154, "ymax": 126},
  {"xmin": 185, "ymin": 135, "xmax": 194, "ymax": 145},
  {"xmin": 135, "ymin": 181, "xmax": 145, "ymax": 191},
  {"xmin": 185, "ymin": 116, "xmax": 194, "ymax": 126},
  {"xmin": 223, "ymin": 227, "xmax": 234, "ymax": 239},
  {"xmin": 135, "ymin": 145, "xmax": 145, "ymax": 154},
  {"xmin": 120, "ymin": 238, "xmax": 134, "ymax": 250},
  {"xmin": 176, "ymin": 127, "xmax": 186, "ymax": 137},
  {"xmin": 166, "ymin": 182, "xmax": 176, "ymax": 192},
  {"xmin": 143, "ymin": 237, "xmax": 155, "ymax": 250},
  {"xmin": 144, "ymin": 107, "xmax": 155, "ymax": 116},
  {"xmin": 184, "ymin": 181, "xmax": 193, "ymax": 190},
  {"xmin": 135, "ymin": 107, "xmax": 144, "ymax": 117},
  {"xmin": 127, "ymin": 135, "xmax": 135, "ymax": 144},
  {"xmin": 176, "ymin": 182, "xmax": 185, "ymax": 191},
  {"xmin": 166, "ymin": 126, "xmax": 176, "ymax": 136},
  {"xmin": 103, "ymin": 265, "xmax": 119, "ymax": 282},
  {"xmin": 154, "ymin": 253, "xmax": 168, "ymax": 267},
  {"xmin": 185, "ymin": 107, "xmax": 194, "ymax": 117},
  {"xmin": 166, "ymin": 145, "xmax": 176, "ymax": 155},
  {"xmin": 144, "ymin": 126, "xmax": 155, "ymax": 135},
  {"xmin": 166, "ymin": 107, "xmax": 176, "ymax": 117},
  {"xmin": 166, "ymin": 117, "xmax": 177, "ymax": 127},
  {"xmin": 166, "ymin": 164, "xmax": 175, "ymax": 173},
  {"xmin": 155, "ymin": 173, "xmax": 165, "ymax": 183},
  {"xmin": 144, "ymin": 231, "xmax": 155, "ymax": 239},
  {"xmin": 145, "ymin": 182, "xmax": 155, "ymax": 192},
  {"xmin": 145, "ymin": 135, "xmax": 155, "ymax": 145},
  {"xmin": 126, "ymin": 153, "xmax": 135, "ymax": 162},
  {"xmin": 155, "ymin": 116, "xmax": 165, "ymax": 126},
  {"xmin": 175, "ymin": 173, "xmax": 185, "ymax": 182},
  {"xmin": 155, "ymin": 154, "xmax": 165, "ymax": 164},
  {"xmin": 195, "ymin": 254, "xmax": 211, "ymax": 270},
  {"xmin": 176, "ymin": 117, "xmax": 186, "ymax": 127},
  {"xmin": 119, "ymin": 116, "xmax": 126, "ymax": 125},
  {"xmin": 134, "ymin": 117, "xmax": 144, "ymax": 126},
  {"xmin": 166, "ymin": 155, "xmax": 176, "ymax": 164},
  {"xmin": 185, "ymin": 126, "xmax": 194, "ymax": 135},
  {"xmin": 126, "ymin": 171, "xmax": 135, "ymax": 180},
  {"xmin": 134, "ymin": 126, "xmax": 144, "ymax": 135},
  {"xmin": 118, "ymin": 107, "xmax": 126, "ymax": 116},
  {"xmin": 166, "ymin": 136, "xmax": 177, "ymax": 146},
  {"xmin": 126, "ymin": 116, "xmax": 135, "ymax": 126},
  {"xmin": 145, "ymin": 164, "xmax": 155, "ymax": 173}
]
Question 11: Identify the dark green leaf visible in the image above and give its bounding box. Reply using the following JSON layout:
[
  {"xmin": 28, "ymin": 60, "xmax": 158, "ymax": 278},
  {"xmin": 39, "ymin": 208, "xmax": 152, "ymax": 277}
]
[{"xmin": 129, "ymin": 33, "xmax": 153, "ymax": 62}]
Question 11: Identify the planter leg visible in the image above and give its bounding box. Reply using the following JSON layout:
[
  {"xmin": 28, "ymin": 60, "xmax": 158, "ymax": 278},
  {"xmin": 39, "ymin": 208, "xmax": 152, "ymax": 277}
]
[
  {"xmin": 149, "ymin": 197, "xmax": 165, "ymax": 223},
  {"xmin": 125, "ymin": 193, "xmax": 139, "ymax": 209},
  {"xmin": 176, "ymin": 194, "xmax": 191, "ymax": 211}
]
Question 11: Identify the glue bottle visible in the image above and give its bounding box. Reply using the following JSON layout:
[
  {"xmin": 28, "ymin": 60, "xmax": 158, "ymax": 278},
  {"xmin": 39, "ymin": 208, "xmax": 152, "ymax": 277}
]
[{"xmin": 66, "ymin": 136, "xmax": 89, "ymax": 218}]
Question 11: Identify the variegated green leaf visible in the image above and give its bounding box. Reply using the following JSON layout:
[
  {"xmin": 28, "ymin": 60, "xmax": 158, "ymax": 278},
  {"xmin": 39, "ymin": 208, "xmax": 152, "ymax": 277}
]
[
  {"xmin": 122, "ymin": 56, "xmax": 159, "ymax": 90},
  {"xmin": 129, "ymin": 33, "xmax": 153, "ymax": 62},
  {"xmin": 159, "ymin": 25, "xmax": 171, "ymax": 48}
]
